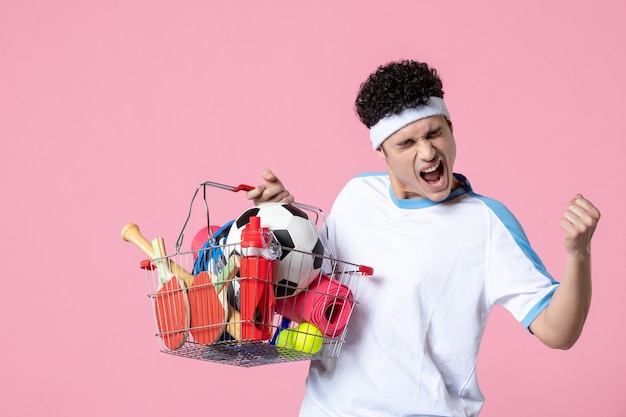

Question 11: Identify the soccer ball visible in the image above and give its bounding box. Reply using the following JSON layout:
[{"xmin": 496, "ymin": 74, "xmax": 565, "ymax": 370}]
[{"xmin": 225, "ymin": 202, "xmax": 324, "ymax": 298}]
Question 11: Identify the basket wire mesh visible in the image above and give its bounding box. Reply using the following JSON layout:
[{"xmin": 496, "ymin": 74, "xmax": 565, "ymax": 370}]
[{"xmin": 136, "ymin": 181, "xmax": 372, "ymax": 367}]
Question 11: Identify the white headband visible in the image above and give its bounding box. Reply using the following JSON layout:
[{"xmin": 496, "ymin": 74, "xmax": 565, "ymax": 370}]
[{"xmin": 369, "ymin": 97, "xmax": 450, "ymax": 150}]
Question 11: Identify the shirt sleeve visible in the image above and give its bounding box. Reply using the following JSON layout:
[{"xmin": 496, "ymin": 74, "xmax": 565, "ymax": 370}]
[{"xmin": 480, "ymin": 196, "xmax": 560, "ymax": 328}]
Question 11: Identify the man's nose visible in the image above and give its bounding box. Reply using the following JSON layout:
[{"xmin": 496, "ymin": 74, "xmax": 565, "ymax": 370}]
[{"xmin": 416, "ymin": 138, "xmax": 436, "ymax": 161}]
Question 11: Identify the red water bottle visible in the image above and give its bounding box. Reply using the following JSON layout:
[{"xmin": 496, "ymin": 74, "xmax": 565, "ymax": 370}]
[{"xmin": 239, "ymin": 216, "xmax": 276, "ymax": 340}]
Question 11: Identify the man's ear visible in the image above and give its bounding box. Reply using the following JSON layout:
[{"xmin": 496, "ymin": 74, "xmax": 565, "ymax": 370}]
[
  {"xmin": 447, "ymin": 118, "xmax": 453, "ymax": 133},
  {"xmin": 376, "ymin": 144, "xmax": 386, "ymax": 159}
]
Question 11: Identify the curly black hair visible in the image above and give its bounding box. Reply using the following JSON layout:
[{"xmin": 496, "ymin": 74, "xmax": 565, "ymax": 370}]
[{"xmin": 355, "ymin": 60, "xmax": 445, "ymax": 128}]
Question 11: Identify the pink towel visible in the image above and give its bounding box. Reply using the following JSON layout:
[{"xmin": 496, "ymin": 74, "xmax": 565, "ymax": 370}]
[{"xmin": 275, "ymin": 275, "xmax": 354, "ymax": 338}]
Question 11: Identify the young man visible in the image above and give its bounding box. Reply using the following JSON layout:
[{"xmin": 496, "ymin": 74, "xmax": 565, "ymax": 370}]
[{"xmin": 246, "ymin": 60, "xmax": 600, "ymax": 416}]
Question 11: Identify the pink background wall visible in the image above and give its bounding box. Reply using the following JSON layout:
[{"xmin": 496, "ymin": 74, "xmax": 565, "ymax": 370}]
[{"xmin": 1, "ymin": 1, "xmax": 624, "ymax": 415}]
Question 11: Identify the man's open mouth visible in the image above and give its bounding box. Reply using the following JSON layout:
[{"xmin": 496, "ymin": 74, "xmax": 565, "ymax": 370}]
[{"xmin": 419, "ymin": 160, "xmax": 444, "ymax": 185}]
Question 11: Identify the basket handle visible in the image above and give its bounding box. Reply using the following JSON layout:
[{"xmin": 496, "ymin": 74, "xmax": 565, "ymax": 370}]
[
  {"xmin": 232, "ymin": 184, "xmax": 254, "ymax": 192},
  {"xmin": 173, "ymin": 182, "xmax": 255, "ymax": 254},
  {"xmin": 204, "ymin": 182, "xmax": 254, "ymax": 193}
]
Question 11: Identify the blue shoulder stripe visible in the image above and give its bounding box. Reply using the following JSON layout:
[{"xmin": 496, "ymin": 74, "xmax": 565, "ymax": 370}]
[
  {"xmin": 470, "ymin": 193, "xmax": 555, "ymax": 280},
  {"xmin": 470, "ymin": 193, "xmax": 559, "ymax": 327}
]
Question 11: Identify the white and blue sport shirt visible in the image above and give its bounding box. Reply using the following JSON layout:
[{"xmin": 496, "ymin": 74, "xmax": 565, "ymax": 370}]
[{"xmin": 299, "ymin": 172, "xmax": 558, "ymax": 417}]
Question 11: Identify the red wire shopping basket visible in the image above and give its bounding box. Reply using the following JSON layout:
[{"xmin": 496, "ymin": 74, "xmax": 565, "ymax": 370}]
[{"xmin": 122, "ymin": 181, "xmax": 372, "ymax": 367}]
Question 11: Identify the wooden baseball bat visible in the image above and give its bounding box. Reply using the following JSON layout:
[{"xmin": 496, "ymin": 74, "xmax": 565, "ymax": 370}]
[{"xmin": 121, "ymin": 223, "xmax": 194, "ymax": 287}]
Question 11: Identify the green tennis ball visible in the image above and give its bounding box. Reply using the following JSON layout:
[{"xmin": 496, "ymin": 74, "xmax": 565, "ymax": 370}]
[
  {"xmin": 289, "ymin": 322, "xmax": 324, "ymax": 354},
  {"xmin": 275, "ymin": 329, "xmax": 294, "ymax": 349}
]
